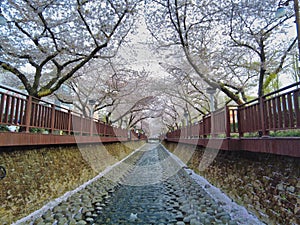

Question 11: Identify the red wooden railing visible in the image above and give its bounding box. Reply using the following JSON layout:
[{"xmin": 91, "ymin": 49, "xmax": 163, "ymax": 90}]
[
  {"xmin": 0, "ymin": 85, "xmax": 146, "ymax": 140},
  {"xmin": 167, "ymin": 82, "xmax": 300, "ymax": 139},
  {"xmin": 238, "ymin": 82, "xmax": 300, "ymax": 136}
]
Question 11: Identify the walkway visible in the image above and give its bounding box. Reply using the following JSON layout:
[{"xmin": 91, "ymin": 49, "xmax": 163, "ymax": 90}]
[{"xmin": 14, "ymin": 144, "xmax": 263, "ymax": 225}]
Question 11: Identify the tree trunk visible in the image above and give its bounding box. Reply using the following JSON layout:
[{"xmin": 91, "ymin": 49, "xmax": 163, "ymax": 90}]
[{"xmin": 258, "ymin": 38, "xmax": 266, "ymax": 97}]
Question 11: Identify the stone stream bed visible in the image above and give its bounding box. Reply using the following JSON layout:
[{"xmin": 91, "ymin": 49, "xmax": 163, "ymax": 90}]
[{"xmin": 14, "ymin": 143, "xmax": 263, "ymax": 225}]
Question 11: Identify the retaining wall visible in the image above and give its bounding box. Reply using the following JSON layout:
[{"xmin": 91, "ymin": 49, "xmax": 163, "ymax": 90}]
[
  {"xmin": 163, "ymin": 141, "xmax": 300, "ymax": 225},
  {"xmin": 0, "ymin": 141, "xmax": 145, "ymax": 224}
]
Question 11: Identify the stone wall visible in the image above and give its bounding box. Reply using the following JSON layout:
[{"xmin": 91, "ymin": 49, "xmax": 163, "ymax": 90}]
[
  {"xmin": 163, "ymin": 141, "xmax": 300, "ymax": 225},
  {"xmin": 0, "ymin": 141, "xmax": 145, "ymax": 224}
]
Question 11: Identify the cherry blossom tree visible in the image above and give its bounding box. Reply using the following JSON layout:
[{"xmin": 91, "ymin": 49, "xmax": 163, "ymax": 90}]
[
  {"xmin": 0, "ymin": 0, "xmax": 141, "ymax": 98},
  {"xmin": 223, "ymin": 0, "xmax": 297, "ymax": 96},
  {"xmin": 145, "ymin": 0, "xmax": 297, "ymax": 103}
]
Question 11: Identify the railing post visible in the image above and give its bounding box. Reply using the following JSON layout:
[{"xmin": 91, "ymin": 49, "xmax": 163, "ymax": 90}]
[
  {"xmin": 203, "ymin": 116, "xmax": 207, "ymax": 138},
  {"xmin": 259, "ymin": 96, "xmax": 269, "ymax": 136},
  {"xmin": 95, "ymin": 120, "xmax": 99, "ymax": 136},
  {"xmin": 67, "ymin": 110, "xmax": 71, "ymax": 135},
  {"xmin": 211, "ymin": 112, "xmax": 216, "ymax": 138},
  {"xmin": 50, "ymin": 104, "xmax": 55, "ymax": 134},
  {"xmin": 25, "ymin": 96, "xmax": 32, "ymax": 133},
  {"xmin": 104, "ymin": 123, "xmax": 107, "ymax": 136},
  {"xmin": 90, "ymin": 117, "xmax": 93, "ymax": 136},
  {"xmin": 0, "ymin": 94, "xmax": 5, "ymax": 123},
  {"xmin": 4, "ymin": 95, "xmax": 11, "ymax": 123},
  {"xmin": 196, "ymin": 123, "xmax": 199, "ymax": 138},
  {"xmin": 80, "ymin": 115, "xmax": 83, "ymax": 136},
  {"xmin": 225, "ymin": 106, "xmax": 231, "ymax": 138},
  {"xmin": 237, "ymin": 106, "xmax": 243, "ymax": 138}
]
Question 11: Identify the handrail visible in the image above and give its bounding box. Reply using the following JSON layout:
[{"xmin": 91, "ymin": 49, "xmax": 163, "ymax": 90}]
[
  {"xmin": 263, "ymin": 81, "xmax": 300, "ymax": 98},
  {"xmin": 0, "ymin": 84, "xmax": 28, "ymax": 98},
  {"xmin": 239, "ymin": 81, "xmax": 300, "ymax": 108},
  {"xmin": 0, "ymin": 85, "xmax": 146, "ymax": 140},
  {"xmin": 167, "ymin": 82, "xmax": 300, "ymax": 139}
]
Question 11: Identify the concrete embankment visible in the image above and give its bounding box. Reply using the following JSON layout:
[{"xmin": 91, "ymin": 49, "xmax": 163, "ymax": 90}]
[
  {"xmin": 0, "ymin": 141, "xmax": 145, "ymax": 224},
  {"xmin": 163, "ymin": 141, "xmax": 300, "ymax": 225}
]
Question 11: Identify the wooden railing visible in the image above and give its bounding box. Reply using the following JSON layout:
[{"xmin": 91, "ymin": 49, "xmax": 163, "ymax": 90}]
[
  {"xmin": 238, "ymin": 82, "xmax": 300, "ymax": 136},
  {"xmin": 0, "ymin": 85, "xmax": 146, "ymax": 140},
  {"xmin": 167, "ymin": 82, "xmax": 300, "ymax": 139}
]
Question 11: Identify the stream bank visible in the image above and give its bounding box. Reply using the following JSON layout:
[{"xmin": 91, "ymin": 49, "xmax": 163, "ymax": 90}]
[
  {"xmin": 0, "ymin": 141, "xmax": 145, "ymax": 224},
  {"xmin": 163, "ymin": 141, "xmax": 300, "ymax": 225}
]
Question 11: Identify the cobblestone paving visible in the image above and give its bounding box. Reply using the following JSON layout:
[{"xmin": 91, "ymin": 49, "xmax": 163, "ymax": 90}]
[{"xmin": 17, "ymin": 143, "xmax": 263, "ymax": 225}]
